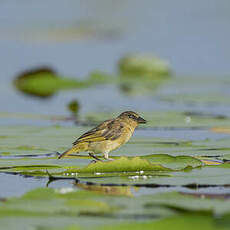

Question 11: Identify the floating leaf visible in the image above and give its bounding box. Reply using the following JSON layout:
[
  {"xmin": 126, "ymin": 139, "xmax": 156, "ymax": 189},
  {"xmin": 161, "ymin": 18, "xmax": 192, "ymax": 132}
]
[
  {"xmin": 14, "ymin": 67, "xmax": 82, "ymax": 97},
  {"xmin": 0, "ymin": 154, "xmax": 205, "ymax": 178},
  {"xmin": 13, "ymin": 68, "xmax": 112, "ymax": 98},
  {"xmin": 98, "ymin": 214, "xmax": 229, "ymax": 230},
  {"xmin": 72, "ymin": 157, "xmax": 170, "ymax": 174},
  {"xmin": 143, "ymin": 192, "xmax": 230, "ymax": 215},
  {"xmin": 62, "ymin": 155, "xmax": 204, "ymax": 178},
  {"xmin": 0, "ymin": 188, "xmax": 115, "ymax": 218},
  {"xmin": 141, "ymin": 154, "xmax": 203, "ymax": 170},
  {"xmin": 1, "ymin": 189, "xmax": 230, "ymax": 230}
]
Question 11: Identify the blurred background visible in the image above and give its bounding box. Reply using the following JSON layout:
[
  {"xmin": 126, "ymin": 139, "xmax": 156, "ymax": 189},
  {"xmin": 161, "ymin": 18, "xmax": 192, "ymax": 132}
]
[
  {"xmin": 0, "ymin": 0, "xmax": 230, "ymax": 124},
  {"xmin": 2, "ymin": 0, "xmax": 230, "ymax": 213}
]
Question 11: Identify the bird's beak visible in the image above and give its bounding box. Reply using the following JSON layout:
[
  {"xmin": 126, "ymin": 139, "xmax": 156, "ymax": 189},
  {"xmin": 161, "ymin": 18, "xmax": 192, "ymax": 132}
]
[{"xmin": 137, "ymin": 116, "xmax": 146, "ymax": 124}]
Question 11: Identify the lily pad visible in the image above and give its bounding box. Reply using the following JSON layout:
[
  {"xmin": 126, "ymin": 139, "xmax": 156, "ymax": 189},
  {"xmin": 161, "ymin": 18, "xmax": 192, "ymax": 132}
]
[
  {"xmin": 14, "ymin": 68, "xmax": 112, "ymax": 98},
  {"xmin": 99, "ymin": 214, "xmax": 229, "ymax": 230},
  {"xmin": 141, "ymin": 154, "xmax": 203, "ymax": 170},
  {"xmin": 65, "ymin": 156, "xmax": 170, "ymax": 175},
  {"xmin": 0, "ymin": 153, "xmax": 206, "ymax": 179},
  {"xmin": 1, "ymin": 189, "xmax": 230, "ymax": 230}
]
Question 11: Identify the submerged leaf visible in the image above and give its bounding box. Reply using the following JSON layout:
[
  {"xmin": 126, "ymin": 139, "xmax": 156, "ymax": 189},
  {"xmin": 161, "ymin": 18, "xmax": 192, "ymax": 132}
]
[
  {"xmin": 68, "ymin": 99, "xmax": 80, "ymax": 116},
  {"xmin": 117, "ymin": 54, "xmax": 172, "ymax": 95},
  {"xmin": 118, "ymin": 54, "xmax": 171, "ymax": 78}
]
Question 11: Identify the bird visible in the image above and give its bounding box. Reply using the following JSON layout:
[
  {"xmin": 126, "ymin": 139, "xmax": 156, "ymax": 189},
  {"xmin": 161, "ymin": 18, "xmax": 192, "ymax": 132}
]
[{"xmin": 58, "ymin": 111, "xmax": 146, "ymax": 161}]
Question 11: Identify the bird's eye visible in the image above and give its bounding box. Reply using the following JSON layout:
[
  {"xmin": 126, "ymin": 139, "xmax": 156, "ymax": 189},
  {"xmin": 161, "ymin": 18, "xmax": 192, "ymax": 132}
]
[{"xmin": 128, "ymin": 114, "xmax": 135, "ymax": 119}]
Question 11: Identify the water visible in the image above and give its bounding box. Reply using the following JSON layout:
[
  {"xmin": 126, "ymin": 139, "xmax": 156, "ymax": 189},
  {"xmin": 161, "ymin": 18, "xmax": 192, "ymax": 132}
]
[
  {"xmin": 0, "ymin": 173, "xmax": 74, "ymax": 197},
  {"xmin": 0, "ymin": 0, "xmax": 230, "ymax": 118}
]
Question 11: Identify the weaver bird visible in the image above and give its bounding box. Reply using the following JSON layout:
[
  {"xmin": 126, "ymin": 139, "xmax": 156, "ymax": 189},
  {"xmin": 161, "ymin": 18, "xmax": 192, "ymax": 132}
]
[{"xmin": 58, "ymin": 111, "xmax": 146, "ymax": 161}]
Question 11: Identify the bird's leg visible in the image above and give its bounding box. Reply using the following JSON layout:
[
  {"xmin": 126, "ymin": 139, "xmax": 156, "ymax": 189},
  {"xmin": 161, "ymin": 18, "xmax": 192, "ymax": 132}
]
[
  {"xmin": 88, "ymin": 152, "xmax": 102, "ymax": 161},
  {"xmin": 103, "ymin": 152, "xmax": 114, "ymax": 161}
]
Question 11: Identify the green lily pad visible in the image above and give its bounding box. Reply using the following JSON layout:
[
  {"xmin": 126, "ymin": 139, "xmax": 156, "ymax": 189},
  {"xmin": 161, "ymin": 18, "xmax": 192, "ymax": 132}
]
[
  {"xmin": 66, "ymin": 157, "xmax": 170, "ymax": 174},
  {"xmin": 1, "ymin": 189, "xmax": 230, "ymax": 230},
  {"xmin": 0, "ymin": 188, "xmax": 115, "ymax": 218},
  {"xmin": 141, "ymin": 154, "xmax": 203, "ymax": 170},
  {"xmin": 0, "ymin": 154, "xmax": 205, "ymax": 178},
  {"xmin": 14, "ymin": 68, "xmax": 112, "ymax": 98},
  {"xmin": 99, "ymin": 214, "xmax": 229, "ymax": 230}
]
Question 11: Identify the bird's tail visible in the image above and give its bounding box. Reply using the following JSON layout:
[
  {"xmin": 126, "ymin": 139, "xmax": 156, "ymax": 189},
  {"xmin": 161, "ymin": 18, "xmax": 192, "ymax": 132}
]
[{"xmin": 58, "ymin": 143, "xmax": 87, "ymax": 159}]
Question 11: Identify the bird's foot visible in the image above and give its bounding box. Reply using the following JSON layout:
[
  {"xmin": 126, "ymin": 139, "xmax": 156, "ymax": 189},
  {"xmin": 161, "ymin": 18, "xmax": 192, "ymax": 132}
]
[
  {"xmin": 89, "ymin": 160, "xmax": 97, "ymax": 164},
  {"xmin": 88, "ymin": 152, "xmax": 102, "ymax": 162}
]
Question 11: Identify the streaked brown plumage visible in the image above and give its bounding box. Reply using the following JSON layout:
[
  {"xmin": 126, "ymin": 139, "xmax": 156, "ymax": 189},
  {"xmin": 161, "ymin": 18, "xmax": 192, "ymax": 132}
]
[{"xmin": 58, "ymin": 111, "xmax": 146, "ymax": 161}]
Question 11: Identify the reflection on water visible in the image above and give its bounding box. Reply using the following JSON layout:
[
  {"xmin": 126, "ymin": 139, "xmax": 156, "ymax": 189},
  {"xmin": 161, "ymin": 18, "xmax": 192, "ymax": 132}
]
[{"xmin": 74, "ymin": 181, "xmax": 134, "ymax": 197}]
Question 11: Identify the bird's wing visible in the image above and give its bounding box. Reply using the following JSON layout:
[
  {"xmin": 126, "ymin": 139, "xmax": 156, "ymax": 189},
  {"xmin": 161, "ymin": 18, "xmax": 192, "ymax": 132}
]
[{"xmin": 73, "ymin": 119, "xmax": 124, "ymax": 145}]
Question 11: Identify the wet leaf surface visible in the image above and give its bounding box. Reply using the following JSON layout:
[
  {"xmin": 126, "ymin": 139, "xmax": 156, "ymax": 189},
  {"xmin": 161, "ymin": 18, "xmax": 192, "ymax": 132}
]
[
  {"xmin": 1, "ymin": 188, "xmax": 230, "ymax": 229},
  {"xmin": 98, "ymin": 214, "xmax": 230, "ymax": 230}
]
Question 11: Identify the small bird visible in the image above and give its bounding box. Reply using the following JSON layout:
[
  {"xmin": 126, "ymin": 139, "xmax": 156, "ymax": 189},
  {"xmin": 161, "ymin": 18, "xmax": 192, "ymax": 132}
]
[{"xmin": 58, "ymin": 111, "xmax": 146, "ymax": 161}]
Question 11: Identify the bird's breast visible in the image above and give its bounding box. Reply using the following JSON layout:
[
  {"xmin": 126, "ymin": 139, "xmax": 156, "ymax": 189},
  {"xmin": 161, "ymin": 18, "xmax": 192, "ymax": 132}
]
[{"xmin": 120, "ymin": 125, "xmax": 135, "ymax": 144}]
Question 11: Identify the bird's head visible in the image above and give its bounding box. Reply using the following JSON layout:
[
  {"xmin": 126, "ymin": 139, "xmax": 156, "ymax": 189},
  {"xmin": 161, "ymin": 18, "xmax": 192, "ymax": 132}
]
[{"xmin": 117, "ymin": 111, "xmax": 146, "ymax": 126}]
